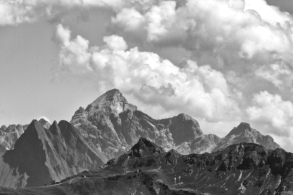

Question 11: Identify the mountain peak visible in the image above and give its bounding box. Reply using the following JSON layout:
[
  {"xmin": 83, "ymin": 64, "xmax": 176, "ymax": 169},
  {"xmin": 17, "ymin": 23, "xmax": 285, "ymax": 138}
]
[
  {"xmin": 227, "ymin": 122, "xmax": 252, "ymax": 136},
  {"xmin": 237, "ymin": 122, "xmax": 251, "ymax": 129},
  {"xmin": 38, "ymin": 118, "xmax": 51, "ymax": 129},
  {"xmin": 105, "ymin": 88, "xmax": 121, "ymax": 97},
  {"xmin": 93, "ymin": 88, "xmax": 125, "ymax": 104},
  {"xmin": 176, "ymin": 113, "xmax": 193, "ymax": 121},
  {"xmin": 131, "ymin": 137, "xmax": 164, "ymax": 157},
  {"xmin": 84, "ymin": 89, "xmax": 137, "ymax": 116},
  {"xmin": 213, "ymin": 122, "xmax": 280, "ymax": 152}
]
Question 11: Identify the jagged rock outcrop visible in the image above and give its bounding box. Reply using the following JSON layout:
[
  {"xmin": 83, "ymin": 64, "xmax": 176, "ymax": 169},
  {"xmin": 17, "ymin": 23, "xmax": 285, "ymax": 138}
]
[
  {"xmin": 4, "ymin": 138, "xmax": 293, "ymax": 195},
  {"xmin": 71, "ymin": 89, "xmax": 222, "ymax": 158},
  {"xmin": 0, "ymin": 120, "xmax": 107, "ymax": 188},
  {"xmin": 0, "ymin": 118, "xmax": 50, "ymax": 151},
  {"xmin": 38, "ymin": 118, "xmax": 51, "ymax": 129},
  {"xmin": 100, "ymin": 138, "xmax": 293, "ymax": 195},
  {"xmin": 0, "ymin": 124, "xmax": 27, "ymax": 150},
  {"xmin": 213, "ymin": 122, "xmax": 280, "ymax": 152}
]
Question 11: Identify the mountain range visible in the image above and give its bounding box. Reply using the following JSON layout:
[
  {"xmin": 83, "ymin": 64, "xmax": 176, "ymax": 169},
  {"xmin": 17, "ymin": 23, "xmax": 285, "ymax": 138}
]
[
  {"xmin": 70, "ymin": 89, "xmax": 279, "ymax": 159},
  {"xmin": 1, "ymin": 138, "xmax": 292, "ymax": 195},
  {"xmin": 0, "ymin": 88, "xmax": 284, "ymax": 194}
]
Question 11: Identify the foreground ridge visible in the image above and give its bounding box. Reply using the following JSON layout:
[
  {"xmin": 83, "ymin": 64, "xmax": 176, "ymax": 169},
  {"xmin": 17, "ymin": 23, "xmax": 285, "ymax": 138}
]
[
  {"xmin": 2, "ymin": 138, "xmax": 293, "ymax": 195},
  {"xmin": 0, "ymin": 120, "xmax": 107, "ymax": 188}
]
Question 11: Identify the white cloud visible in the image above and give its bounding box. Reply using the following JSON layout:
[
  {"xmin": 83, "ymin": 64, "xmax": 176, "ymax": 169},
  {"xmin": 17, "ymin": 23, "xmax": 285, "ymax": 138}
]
[
  {"xmin": 49, "ymin": 0, "xmax": 293, "ymax": 151},
  {"xmin": 112, "ymin": 7, "xmax": 145, "ymax": 31},
  {"xmin": 55, "ymin": 24, "xmax": 92, "ymax": 73},
  {"xmin": 0, "ymin": 1, "xmax": 35, "ymax": 25},
  {"xmin": 246, "ymin": 91, "xmax": 293, "ymax": 151},
  {"xmin": 255, "ymin": 62, "xmax": 293, "ymax": 89},
  {"xmin": 111, "ymin": 0, "xmax": 293, "ymax": 68},
  {"xmin": 55, "ymin": 29, "xmax": 241, "ymax": 122},
  {"xmin": 247, "ymin": 91, "xmax": 293, "ymax": 136},
  {"xmin": 0, "ymin": 0, "xmax": 127, "ymax": 25},
  {"xmin": 103, "ymin": 35, "xmax": 128, "ymax": 51},
  {"xmin": 245, "ymin": 0, "xmax": 293, "ymax": 27},
  {"xmin": 55, "ymin": 24, "xmax": 71, "ymax": 45},
  {"xmin": 5, "ymin": 0, "xmax": 293, "ymax": 151}
]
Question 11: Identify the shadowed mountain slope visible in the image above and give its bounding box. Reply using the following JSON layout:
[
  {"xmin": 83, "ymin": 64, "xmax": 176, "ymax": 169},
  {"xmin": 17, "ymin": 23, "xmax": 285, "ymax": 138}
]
[
  {"xmin": 0, "ymin": 118, "xmax": 49, "ymax": 151},
  {"xmin": 0, "ymin": 120, "xmax": 107, "ymax": 188}
]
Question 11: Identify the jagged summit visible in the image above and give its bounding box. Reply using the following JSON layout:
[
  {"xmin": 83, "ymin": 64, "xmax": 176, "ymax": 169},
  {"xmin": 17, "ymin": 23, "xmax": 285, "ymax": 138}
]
[
  {"xmin": 38, "ymin": 118, "xmax": 51, "ymax": 129},
  {"xmin": 176, "ymin": 113, "xmax": 195, "ymax": 121},
  {"xmin": 71, "ymin": 89, "xmax": 137, "ymax": 124},
  {"xmin": 213, "ymin": 122, "xmax": 280, "ymax": 152},
  {"xmin": 226, "ymin": 122, "xmax": 252, "ymax": 137},
  {"xmin": 86, "ymin": 88, "xmax": 137, "ymax": 115},
  {"xmin": 130, "ymin": 137, "xmax": 164, "ymax": 157},
  {"xmin": 102, "ymin": 88, "xmax": 123, "ymax": 100}
]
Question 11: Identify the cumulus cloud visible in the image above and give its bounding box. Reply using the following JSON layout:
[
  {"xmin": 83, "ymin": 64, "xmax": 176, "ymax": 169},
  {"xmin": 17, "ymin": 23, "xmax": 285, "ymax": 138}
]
[
  {"xmin": 255, "ymin": 62, "xmax": 293, "ymax": 89},
  {"xmin": 55, "ymin": 24, "xmax": 92, "ymax": 73},
  {"xmin": 111, "ymin": 0, "xmax": 293, "ymax": 67},
  {"xmin": 4, "ymin": 0, "xmax": 293, "ymax": 150},
  {"xmin": 49, "ymin": 0, "xmax": 293, "ymax": 151},
  {"xmin": 247, "ymin": 91, "xmax": 293, "ymax": 135},
  {"xmin": 0, "ymin": 0, "xmax": 127, "ymax": 25},
  {"xmin": 55, "ymin": 26, "xmax": 241, "ymax": 122},
  {"xmin": 246, "ymin": 91, "xmax": 293, "ymax": 149},
  {"xmin": 0, "ymin": 1, "xmax": 36, "ymax": 25}
]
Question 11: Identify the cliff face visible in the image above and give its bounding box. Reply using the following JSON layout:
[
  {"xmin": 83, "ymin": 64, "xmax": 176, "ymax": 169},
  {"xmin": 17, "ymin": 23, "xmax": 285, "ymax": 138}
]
[
  {"xmin": 4, "ymin": 138, "xmax": 293, "ymax": 195},
  {"xmin": 0, "ymin": 120, "xmax": 107, "ymax": 188}
]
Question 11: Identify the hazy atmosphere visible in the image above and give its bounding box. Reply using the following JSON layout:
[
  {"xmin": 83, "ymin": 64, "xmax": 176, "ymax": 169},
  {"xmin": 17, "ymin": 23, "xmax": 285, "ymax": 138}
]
[{"xmin": 1, "ymin": 0, "xmax": 293, "ymax": 152}]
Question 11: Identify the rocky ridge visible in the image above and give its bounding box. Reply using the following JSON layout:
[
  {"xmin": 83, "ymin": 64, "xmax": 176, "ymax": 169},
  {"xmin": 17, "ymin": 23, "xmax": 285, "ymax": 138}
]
[
  {"xmin": 0, "ymin": 124, "xmax": 27, "ymax": 151},
  {"xmin": 0, "ymin": 119, "xmax": 107, "ymax": 188},
  {"xmin": 2, "ymin": 138, "xmax": 293, "ymax": 195},
  {"xmin": 0, "ymin": 118, "xmax": 50, "ymax": 151},
  {"xmin": 213, "ymin": 122, "xmax": 280, "ymax": 152},
  {"xmin": 71, "ymin": 89, "xmax": 280, "ymax": 158}
]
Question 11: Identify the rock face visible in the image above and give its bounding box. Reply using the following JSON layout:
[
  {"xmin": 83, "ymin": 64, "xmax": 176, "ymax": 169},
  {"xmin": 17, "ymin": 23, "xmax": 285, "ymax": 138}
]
[
  {"xmin": 0, "ymin": 124, "xmax": 27, "ymax": 150},
  {"xmin": 0, "ymin": 118, "xmax": 50, "ymax": 151},
  {"xmin": 4, "ymin": 138, "xmax": 293, "ymax": 195},
  {"xmin": 38, "ymin": 118, "xmax": 51, "ymax": 129},
  {"xmin": 213, "ymin": 122, "xmax": 280, "ymax": 152},
  {"xmin": 71, "ymin": 89, "xmax": 223, "ymax": 158},
  {"xmin": 71, "ymin": 89, "xmax": 279, "ymax": 158},
  {"xmin": 0, "ymin": 120, "xmax": 107, "ymax": 188}
]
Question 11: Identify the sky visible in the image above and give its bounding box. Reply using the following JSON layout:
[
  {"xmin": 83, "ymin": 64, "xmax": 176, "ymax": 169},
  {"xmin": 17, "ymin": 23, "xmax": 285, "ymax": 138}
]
[{"xmin": 0, "ymin": 0, "xmax": 293, "ymax": 152}]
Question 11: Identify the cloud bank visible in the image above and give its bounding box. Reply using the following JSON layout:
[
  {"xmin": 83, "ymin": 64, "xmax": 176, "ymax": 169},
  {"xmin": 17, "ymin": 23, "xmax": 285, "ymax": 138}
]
[
  {"xmin": 55, "ymin": 24, "xmax": 241, "ymax": 122},
  {"xmin": 2, "ymin": 0, "xmax": 293, "ymax": 151}
]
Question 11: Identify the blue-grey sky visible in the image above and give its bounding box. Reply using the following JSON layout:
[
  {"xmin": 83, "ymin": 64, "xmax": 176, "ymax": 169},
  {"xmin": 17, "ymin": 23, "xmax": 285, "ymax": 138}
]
[
  {"xmin": 266, "ymin": 0, "xmax": 293, "ymax": 14},
  {"xmin": 1, "ymin": 0, "xmax": 293, "ymax": 151}
]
